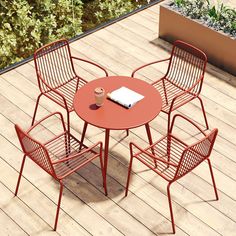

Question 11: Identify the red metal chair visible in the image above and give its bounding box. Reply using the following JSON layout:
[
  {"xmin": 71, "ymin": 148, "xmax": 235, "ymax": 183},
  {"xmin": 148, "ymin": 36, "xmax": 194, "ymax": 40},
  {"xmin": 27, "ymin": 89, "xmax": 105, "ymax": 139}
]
[
  {"xmin": 131, "ymin": 40, "xmax": 209, "ymax": 132},
  {"xmin": 32, "ymin": 39, "xmax": 108, "ymax": 135},
  {"xmin": 125, "ymin": 114, "xmax": 218, "ymax": 234},
  {"xmin": 15, "ymin": 112, "xmax": 107, "ymax": 231}
]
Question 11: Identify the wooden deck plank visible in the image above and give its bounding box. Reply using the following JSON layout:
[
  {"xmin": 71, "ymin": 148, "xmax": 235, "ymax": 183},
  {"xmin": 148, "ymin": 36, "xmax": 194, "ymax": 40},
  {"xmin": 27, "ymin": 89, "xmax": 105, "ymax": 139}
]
[
  {"xmin": 0, "ymin": 69, "xmax": 196, "ymax": 235},
  {"xmin": 0, "ymin": 207, "xmax": 28, "ymax": 236},
  {"xmin": 0, "ymin": 118, "xmax": 124, "ymax": 236},
  {"xmin": 1, "ymin": 46, "xmax": 236, "ymax": 236},
  {"xmin": 88, "ymin": 131, "xmax": 235, "ymax": 234},
  {"xmin": 1, "ymin": 2, "xmax": 236, "ymax": 235},
  {"xmin": 2, "ymin": 63, "xmax": 235, "ymax": 187},
  {"xmin": 0, "ymin": 180, "xmax": 59, "ymax": 235},
  {"xmin": 0, "ymin": 74, "xmax": 224, "ymax": 236},
  {"xmin": 73, "ymin": 19, "xmax": 236, "ymax": 150},
  {"xmin": 80, "ymin": 158, "xmax": 221, "ymax": 236},
  {"xmin": 0, "ymin": 96, "xmax": 166, "ymax": 235},
  {"xmin": 83, "ymin": 27, "xmax": 236, "ymax": 122},
  {"xmin": 0, "ymin": 50, "xmax": 235, "ymax": 236},
  {"xmin": 0, "ymin": 120, "xmax": 115, "ymax": 235},
  {"xmin": 1, "ymin": 98, "xmax": 218, "ymax": 236},
  {"xmin": 69, "ymin": 20, "xmax": 236, "ymax": 168}
]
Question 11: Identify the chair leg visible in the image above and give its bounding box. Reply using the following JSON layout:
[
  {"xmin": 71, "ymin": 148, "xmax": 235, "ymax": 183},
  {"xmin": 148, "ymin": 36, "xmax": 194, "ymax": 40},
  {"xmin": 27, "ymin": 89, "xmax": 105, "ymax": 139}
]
[
  {"xmin": 66, "ymin": 111, "xmax": 70, "ymax": 136},
  {"xmin": 98, "ymin": 147, "xmax": 107, "ymax": 196},
  {"xmin": 103, "ymin": 129, "xmax": 110, "ymax": 196},
  {"xmin": 207, "ymin": 159, "xmax": 219, "ymax": 200},
  {"xmin": 79, "ymin": 122, "xmax": 88, "ymax": 150},
  {"xmin": 197, "ymin": 97, "xmax": 209, "ymax": 130},
  {"xmin": 54, "ymin": 181, "xmax": 64, "ymax": 231},
  {"xmin": 167, "ymin": 112, "xmax": 171, "ymax": 166},
  {"xmin": 31, "ymin": 93, "xmax": 43, "ymax": 126},
  {"xmin": 167, "ymin": 134, "xmax": 171, "ymax": 168},
  {"xmin": 167, "ymin": 183, "xmax": 175, "ymax": 234},
  {"xmin": 65, "ymin": 112, "xmax": 71, "ymax": 156},
  {"xmin": 126, "ymin": 129, "xmax": 129, "ymax": 136},
  {"xmin": 145, "ymin": 123, "xmax": 157, "ymax": 168},
  {"xmin": 125, "ymin": 155, "xmax": 134, "ymax": 197},
  {"xmin": 15, "ymin": 155, "xmax": 27, "ymax": 196},
  {"xmin": 167, "ymin": 112, "xmax": 171, "ymax": 133}
]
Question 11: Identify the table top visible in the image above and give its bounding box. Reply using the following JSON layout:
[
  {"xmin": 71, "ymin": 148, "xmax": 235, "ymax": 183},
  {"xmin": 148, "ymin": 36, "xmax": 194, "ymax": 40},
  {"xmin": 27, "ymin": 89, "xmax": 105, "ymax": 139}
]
[{"xmin": 73, "ymin": 76, "xmax": 162, "ymax": 130}]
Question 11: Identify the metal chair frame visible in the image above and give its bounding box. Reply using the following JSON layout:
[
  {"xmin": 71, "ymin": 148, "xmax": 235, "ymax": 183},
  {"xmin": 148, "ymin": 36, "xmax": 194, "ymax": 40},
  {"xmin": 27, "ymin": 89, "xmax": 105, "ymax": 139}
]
[
  {"xmin": 15, "ymin": 112, "xmax": 107, "ymax": 231},
  {"xmin": 132, "ymin": 40, "xmax": 209, "ymax": 132},
  {"xmin": 32, "ymin": 39, "xmax": 108, "ymax": 135},
  {"xmin": 125, "ymin": 114, "xmax": 218, "ymax": 233}
]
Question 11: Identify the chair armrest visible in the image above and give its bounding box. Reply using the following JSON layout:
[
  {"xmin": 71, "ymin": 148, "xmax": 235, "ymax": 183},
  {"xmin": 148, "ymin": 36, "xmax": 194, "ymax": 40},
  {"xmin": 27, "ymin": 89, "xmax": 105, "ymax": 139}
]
[
  {"xmin": 169, "ymin": 89, "xmax": 194, "ymax": 113},
  {"xmin": 52, "ymin": 141, "xmax": 103, "ymax": 164},
  {"xmin": 130, "ymin": 142, "xmax": 178, "ymax": 167},
  {"xmin": 26, "ymin": 112, "xmax": 66, "ymax": 134},
  {"xmin": 175, "ymin": 73, "xmax": 203, "ymax": 98},
  {"xmin": 37, "ymin": 73, "xmax": 70, "ymax": 110},
  {"xmin": 72, "ymin": 56, "xmax": 108, "ymax": 77},
  {"xmin": 37, "ymin": 71, "xmax": 57, "ymax": 93},
  {"xmin": 170, "ymin": 114, "xmax": 207, "ymax": 136},
  {"xmin": 169, "ymin": 75, "xmax": 204, "ymax": 112},
  {"xmin": 131, "ymin": 58, "xmax": 170, "ymax": 77}
]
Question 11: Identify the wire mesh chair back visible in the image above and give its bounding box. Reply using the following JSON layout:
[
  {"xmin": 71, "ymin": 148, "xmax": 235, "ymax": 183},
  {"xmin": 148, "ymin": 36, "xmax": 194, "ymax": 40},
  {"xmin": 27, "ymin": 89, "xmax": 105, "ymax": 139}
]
[
  {"xmin": 15, "ymin": 124, "xmax": 56, "ymax": 177},
  {"xmin": 34, "ymin": 39, "xmax": 76, "ymax": 93},
  {"xmin": 166, "ymin": 40, "xmax": 207, "ymax": 95},
  {"xmin": 175, "ymin": 128, "xmax": 218, "ymax": 179}
]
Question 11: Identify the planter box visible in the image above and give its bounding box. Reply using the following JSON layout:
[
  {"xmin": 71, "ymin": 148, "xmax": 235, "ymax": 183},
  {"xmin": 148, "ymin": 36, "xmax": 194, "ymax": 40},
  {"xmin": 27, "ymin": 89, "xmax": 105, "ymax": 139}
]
[{"xmin": 159, "ymin": 1, "xmax": 236, "ymax": 76}]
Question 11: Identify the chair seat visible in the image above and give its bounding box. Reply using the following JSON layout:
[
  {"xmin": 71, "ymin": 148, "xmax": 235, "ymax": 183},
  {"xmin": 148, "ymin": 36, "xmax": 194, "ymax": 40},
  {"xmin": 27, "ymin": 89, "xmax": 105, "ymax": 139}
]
[
  {"xmin": 134, "ymin": 135, "xmax": 187, "ymax": 181},
  {"xmin": 152, "ymin": 79, "xmax": 196, "ymax": 113},
  {"xmin": 45, "ymin": 78, "xmax": 86, "ymax": 111},
  {"xmin": 45, "ymin": 132, "xmax": 99, "ymax": 179}
]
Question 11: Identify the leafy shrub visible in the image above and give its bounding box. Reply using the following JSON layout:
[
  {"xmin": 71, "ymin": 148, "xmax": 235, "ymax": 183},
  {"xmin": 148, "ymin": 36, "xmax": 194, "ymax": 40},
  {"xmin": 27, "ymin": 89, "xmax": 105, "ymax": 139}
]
[
  {"xmin": 0, "ymin": 0, "xmax": 152, "ymax": 70},
  {"xmin": 82, "ymin": 0, "xmax": 150, "ymax": 31},
  {"xmin": 95, "ymin": 0, "xmax": 139, "ymax": 23},
  {"xmin": 171, "ymin": 0, "xmax": 236, "ymax": 38},
  {"xmin": 0, "ymin": 0, "xmax": 83, "ymax": 70}
]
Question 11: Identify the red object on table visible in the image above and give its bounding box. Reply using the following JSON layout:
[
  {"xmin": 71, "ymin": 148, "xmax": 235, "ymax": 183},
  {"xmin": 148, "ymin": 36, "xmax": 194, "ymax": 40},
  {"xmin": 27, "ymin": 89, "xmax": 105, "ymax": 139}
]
[{"xmin": 73, "ymin": 76, "xmax": 162, "ymax": 194}]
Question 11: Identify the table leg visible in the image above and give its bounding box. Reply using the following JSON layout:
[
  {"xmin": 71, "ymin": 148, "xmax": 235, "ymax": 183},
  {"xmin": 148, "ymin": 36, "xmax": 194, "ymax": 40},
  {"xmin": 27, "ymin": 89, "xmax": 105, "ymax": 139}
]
[
  {"xmin": 79, "ymin": 122, "xmax": 88, "ymax": 150},
  {"xmin": 145, "ymin": 123, "xmax": 157, "ymax": 167},
  {"xmin": 103, "ymin": 129, "xmax": 110, "ymax": 196},
  {"xmin": 145, "ymin": 123, "xmax": 153, "ymax": 145}
]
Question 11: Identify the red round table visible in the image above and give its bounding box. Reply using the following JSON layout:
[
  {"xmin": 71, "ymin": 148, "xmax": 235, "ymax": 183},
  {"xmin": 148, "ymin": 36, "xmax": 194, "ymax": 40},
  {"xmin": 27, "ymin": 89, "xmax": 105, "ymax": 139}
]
[{"xmin": 73, "ymin": 76, "xmax": 162, "ymax": 194}]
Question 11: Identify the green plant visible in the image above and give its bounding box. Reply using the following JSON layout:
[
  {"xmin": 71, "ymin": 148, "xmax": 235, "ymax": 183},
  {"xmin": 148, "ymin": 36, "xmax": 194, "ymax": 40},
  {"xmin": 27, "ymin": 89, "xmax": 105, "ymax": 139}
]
[
  {"xmin": 174, "ymin": 0, "xmax": 186, "ymax": 8},
  {"xmin": 0, "ymin": 0, "xmax": 152, "ymax": 71},
  {"xmin": 171, "ymin": 0, "xmax": 236, "ymax": 37},
  {"xmin": 81, "ymin": 0, "xmax": 150, "ymax": 31},
  {"xmin": 95, "ymin": 0, "xmax": 133, "ymax": 22},
  {"xmin": 0, "ymin": 0, "xmax": 83, "ymax": 70}
]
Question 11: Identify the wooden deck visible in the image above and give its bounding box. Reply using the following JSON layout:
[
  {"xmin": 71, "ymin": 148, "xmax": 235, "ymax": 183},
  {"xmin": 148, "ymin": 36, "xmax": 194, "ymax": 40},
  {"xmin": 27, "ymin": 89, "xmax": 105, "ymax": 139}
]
[{"xmin": 1, "ymin": 3, "xmax": 236, "ymax": 235}]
